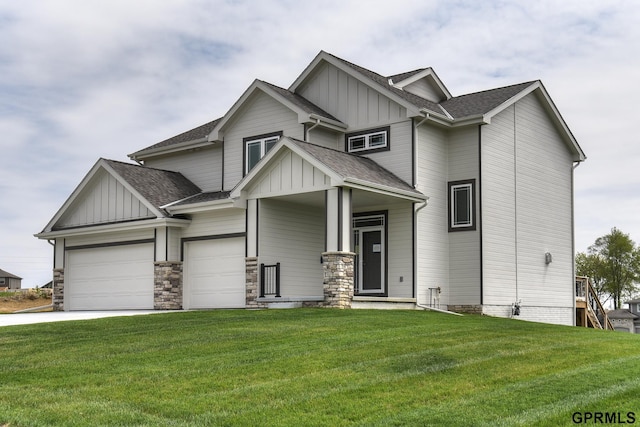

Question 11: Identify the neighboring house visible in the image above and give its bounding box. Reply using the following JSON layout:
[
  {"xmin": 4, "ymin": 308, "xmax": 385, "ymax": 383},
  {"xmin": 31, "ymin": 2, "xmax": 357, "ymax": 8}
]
[
  {"xmin": 609, "ymin": 298, "xmax": 640, "ymax": 333},
  {"xmin": 35, "ymin": 51, "xmax": 586, "ymax": 325},
  {"xmin": 0, "ymin": 268, "xmax": 22, "ymax": 290}
]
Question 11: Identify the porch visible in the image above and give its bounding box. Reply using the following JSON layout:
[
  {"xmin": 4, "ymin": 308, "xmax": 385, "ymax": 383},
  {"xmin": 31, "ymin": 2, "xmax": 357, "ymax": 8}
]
[{"xmin": 575, "ymin": 276, "xmax": 613, "ymax": 330}]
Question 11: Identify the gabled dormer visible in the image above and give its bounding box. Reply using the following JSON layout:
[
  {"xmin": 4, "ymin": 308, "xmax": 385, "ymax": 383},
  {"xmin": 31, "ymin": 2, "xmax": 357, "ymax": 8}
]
[{"xmin": 388, "ymin": 67, "xmax": 451, "ymax": 103}]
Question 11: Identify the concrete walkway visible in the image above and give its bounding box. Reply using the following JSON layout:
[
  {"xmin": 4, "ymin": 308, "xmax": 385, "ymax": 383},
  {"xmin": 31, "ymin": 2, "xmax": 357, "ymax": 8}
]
[{"xmin": 0, "ymin": 310, "xmax": 164, "ymax": 327}]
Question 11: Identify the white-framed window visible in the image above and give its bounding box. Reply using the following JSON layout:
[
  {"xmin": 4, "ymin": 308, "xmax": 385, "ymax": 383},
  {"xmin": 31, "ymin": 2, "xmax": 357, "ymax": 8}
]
[
  {"xmin": 448, "ymin": 179, "xmax": 476, "ymax": 231},
  {"xmin": 244, "ymin": 132, "xmax": 282, "ymax": 174},
  {"xmin": 346, "ymin": 127, "xmax": 390, "ymax": 153},
  {"xmin": 0, "ymin": 278, "xmax": 5, "ymax": 285}
]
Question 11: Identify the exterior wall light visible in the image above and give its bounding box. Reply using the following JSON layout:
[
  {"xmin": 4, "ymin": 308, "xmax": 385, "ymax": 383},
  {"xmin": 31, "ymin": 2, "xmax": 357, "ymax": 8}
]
[{"xmin": 545, "ymin": 252, "xmax": 553, "ymax": 264}]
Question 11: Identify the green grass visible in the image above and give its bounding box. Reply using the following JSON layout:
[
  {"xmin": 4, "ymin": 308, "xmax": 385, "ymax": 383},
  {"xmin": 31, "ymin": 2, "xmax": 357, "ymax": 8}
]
[{"xmin": 1, "ymin": 309, "xmax": 639, "ymax": 426}]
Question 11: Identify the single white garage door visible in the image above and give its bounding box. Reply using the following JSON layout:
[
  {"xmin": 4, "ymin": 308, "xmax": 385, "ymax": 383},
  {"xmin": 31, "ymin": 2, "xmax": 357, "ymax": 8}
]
[
  {"xmin": 66, "ymin": 244, "xmax": 154, "ymax": 310},
  {"xmin": 184, "ymin": 237, "xmax": 245, "ymax": 309}
]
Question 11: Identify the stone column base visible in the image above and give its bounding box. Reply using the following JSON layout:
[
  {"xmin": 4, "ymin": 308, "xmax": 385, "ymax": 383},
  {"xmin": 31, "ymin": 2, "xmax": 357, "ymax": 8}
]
[
  {"xmin": 246, "ymin": 257, "xmax": 267, "ymax": 308},
  {"xmin": 322, "ymin": 252, "xmax": 355, "ymax": 309},
  {"xmin": 154, "ymin": 261, "xmax": 183, "ymax": 310},
  {"xmin": 52, "ymin": 268, "xmax": 64, "ymax": 311}
]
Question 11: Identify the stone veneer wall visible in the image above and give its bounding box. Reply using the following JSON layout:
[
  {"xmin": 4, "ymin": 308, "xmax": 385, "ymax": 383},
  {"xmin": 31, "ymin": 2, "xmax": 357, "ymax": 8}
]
[
  {"xmin": 52, "ymin": 268, "xmax": 65, "ymax": 311},
  {"xmin": 154, "ymin": 261, "xmax": 183, "ymax": 310},
  {"xmin": 321, "ymin": 252, "xmax": 355, "ymax": 308},
  {"xmin": 245, "ymin": 257, "xmax": 267, "ymax": 309}
]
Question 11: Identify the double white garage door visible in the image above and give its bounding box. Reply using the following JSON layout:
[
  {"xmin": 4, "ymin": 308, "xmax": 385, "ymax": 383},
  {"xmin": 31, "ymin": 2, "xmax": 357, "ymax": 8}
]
[{"xmin": 65, "ymin": 238, "xmax": 245, "ymax": 311}]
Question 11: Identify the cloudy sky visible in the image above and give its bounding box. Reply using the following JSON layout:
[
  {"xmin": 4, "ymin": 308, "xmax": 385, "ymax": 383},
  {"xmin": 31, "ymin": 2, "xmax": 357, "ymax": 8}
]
[{"xmin": 1, "ymin": 0, "xmax": 639, "ymax": 288}]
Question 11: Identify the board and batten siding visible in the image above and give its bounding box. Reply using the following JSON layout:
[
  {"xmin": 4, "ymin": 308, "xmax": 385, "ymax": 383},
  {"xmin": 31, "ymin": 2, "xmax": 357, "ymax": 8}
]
[
  {"xmin": 415, "ymin": 124, "xmax": 449, "ymax": 306},
  {"xmin": 481, "ymin": 93, "xmax": 574, "ymax": 325},
  {"xmin": 144, "ymin": 145, "xmax": 222, "ymax": 192},
  {"xmin": 402, "ymin": 79, "xmax": 442, "ymax": 103},
  {"xmin": 223, "ymin": 90, "xmax": 304, "ymax": 191},
  {"xmin": 258, "ymin": 199, "xmax": 325, "ymax": 297},
  {"xmin": 57, "ymin": 169, "xmax": 154, "ymax": 228},
  {"xmin": 245, "ymin": 149, "xmax": 332, "ymax": 200},
  {"xmin": 297, "ymin": 62, "xmax": 407, "ymax": 129},
  {"xmin": 447, "ymin": 126, "xmax": 481, "ymax": 305}
]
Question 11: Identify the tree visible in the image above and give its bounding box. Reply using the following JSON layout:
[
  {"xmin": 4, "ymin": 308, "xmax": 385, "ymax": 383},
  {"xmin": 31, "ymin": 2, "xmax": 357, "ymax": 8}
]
[{"xmin": 576, "ymin": 228, "xmax": 640, "ymax": 309}]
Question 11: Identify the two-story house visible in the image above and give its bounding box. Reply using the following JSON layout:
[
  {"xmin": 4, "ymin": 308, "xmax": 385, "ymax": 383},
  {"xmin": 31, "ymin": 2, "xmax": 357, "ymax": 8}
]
[{"xmin": 36, "ymin": 51, "xmax": 586, "ymax": 325}]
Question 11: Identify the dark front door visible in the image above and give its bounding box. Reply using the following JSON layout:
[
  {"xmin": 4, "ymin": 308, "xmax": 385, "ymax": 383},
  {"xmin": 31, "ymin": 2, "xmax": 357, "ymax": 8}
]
[{"xmin": 361, "ymin": 230, "xmax": 382, "ymax": 292}]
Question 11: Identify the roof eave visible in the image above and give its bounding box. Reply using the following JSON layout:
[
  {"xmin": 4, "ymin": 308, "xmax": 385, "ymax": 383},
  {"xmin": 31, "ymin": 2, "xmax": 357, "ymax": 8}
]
[
  {"xmin": 164, "ymin": 198, "xmax": 242, "ymax": 215},
  {"xmin": 35, "ymin": 217, "xmax": 191, "ymax": 239},
  {"xmin": 129, "ymin": 138, "xmax": 211, "ymax": 161},
  {"xmin": 343, "ymin": 178, "xmax": 428, "ymax": 202}
]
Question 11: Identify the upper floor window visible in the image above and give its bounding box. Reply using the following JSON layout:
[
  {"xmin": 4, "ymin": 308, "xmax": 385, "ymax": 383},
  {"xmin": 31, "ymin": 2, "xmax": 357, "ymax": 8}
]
[
  {"xmin": 345, "ymin": 127, "xmax": 390, "ymax": 153},
  {"xmin": 448, "ymin": 179, "xmax": 476, "ymax": 231},
  {"xmin": 244, "ymin": 131, "xmax": 282, "ymax": 174}
]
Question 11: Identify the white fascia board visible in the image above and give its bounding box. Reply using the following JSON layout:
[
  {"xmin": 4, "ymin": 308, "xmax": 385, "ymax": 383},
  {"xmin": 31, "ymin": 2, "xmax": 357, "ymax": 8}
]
[
  {"xmin": 164, "ymin": 198, "xmax": 242, "ymax": 215},
  {"xmin": 392, "ymin": 68, "xmax": 452, "ymax": 100},
  {"xmin": 128, "ymin": 138, "xmax": 211, "ymax": 161},
  {"xmin": 35, "ymin": 217, "xmax": 191, "ymax": 239},
  {"xmin": 40, "ymin": 159, "xmax": 107, "ymax": 233},
  {"xmin": 343, "ymin": 178, "xmax": 428, "ymax": 202}
]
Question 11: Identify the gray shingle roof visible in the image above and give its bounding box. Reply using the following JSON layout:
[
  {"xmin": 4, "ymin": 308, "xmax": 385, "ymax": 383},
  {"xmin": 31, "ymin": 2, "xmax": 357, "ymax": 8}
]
[
  {"xmin": 387, "ymin": 69, "xmax": 427, "ymax": 83},
  {"xmin": 259, "ymin": 80, "xmax": 342, "ymax": 122},
  {"xmin": 288, "ymin": 139, "xmax": 423, "ymax": 197},
  {"xmin": 104, "ymin": 159, "xmax": 201, "ymax": 214},
  {"xmin": 607, "ymin": 309, "xmax": 639, "ymax": 319},
  {"xmin": 170, "ymin": 191, "xmax": 231, "ymax": 206},
  {"xmin": 0, "ymin": 268, "xmax": 22, "ymax": 279},
  {"xmin": 130, "ymin": 118, "xmax": 221, "ymax": 157},
  {"xmin": 440, "ymin": 81, "xmax": 536, "ymax": 119}
]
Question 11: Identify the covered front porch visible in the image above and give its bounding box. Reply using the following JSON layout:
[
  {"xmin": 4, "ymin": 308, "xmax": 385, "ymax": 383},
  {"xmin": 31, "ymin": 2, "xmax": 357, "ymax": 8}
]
[{"xmin": 231, "ymin": 137, "xmax": 426, "ymax": 309}]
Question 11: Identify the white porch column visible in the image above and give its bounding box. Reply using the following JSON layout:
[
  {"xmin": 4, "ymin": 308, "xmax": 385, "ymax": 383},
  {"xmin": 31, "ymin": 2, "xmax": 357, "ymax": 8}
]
[
  {"xmin": 325, "ymin": 188, "xmax": 351, "ymax": 252},
  {"xmin": 246, "ymin": 199, "xmax": 258, "ymax": 257}
]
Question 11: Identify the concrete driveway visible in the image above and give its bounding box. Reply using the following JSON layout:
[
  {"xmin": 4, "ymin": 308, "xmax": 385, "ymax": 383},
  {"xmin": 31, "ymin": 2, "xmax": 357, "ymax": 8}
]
[{"xmin": 0, "ymin": 310, "xmax": 164, "ymax": 327}]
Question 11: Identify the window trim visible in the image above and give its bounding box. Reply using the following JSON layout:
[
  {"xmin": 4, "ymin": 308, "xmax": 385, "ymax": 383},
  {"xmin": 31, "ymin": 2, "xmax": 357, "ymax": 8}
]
[
  {"xmin": 448, "ymin": 179, "xmax": 476, "ymax": 232},
  {"xmin": 243, "ymin": 131, "xmax": 283, "ymax": 175},
  {"xmin": 345, "ymin": 126, "xmax": 390, "ymax": 154}
]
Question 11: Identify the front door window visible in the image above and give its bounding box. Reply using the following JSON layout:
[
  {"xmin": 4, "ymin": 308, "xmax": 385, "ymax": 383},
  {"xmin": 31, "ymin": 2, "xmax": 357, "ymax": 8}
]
[{"xmin": 352, "ymin": 214, "xmax": 385, "ymax": 294}]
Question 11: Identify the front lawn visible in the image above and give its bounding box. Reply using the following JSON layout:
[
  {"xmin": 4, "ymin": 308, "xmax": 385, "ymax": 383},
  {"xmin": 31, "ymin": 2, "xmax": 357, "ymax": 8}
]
[{"xmin": 1, "ymin": 309, "xmax": 638, "ymax": 426}]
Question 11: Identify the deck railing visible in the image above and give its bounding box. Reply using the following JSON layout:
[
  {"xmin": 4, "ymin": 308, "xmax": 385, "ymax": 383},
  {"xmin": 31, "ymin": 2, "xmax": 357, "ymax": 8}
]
[
  {"xmin": 575, "ymin": 276, "xmax": 613, "ymax": 330},
  {"xmin": 260, "ymin": 263, "xmax": 281, "ymax": 298}
]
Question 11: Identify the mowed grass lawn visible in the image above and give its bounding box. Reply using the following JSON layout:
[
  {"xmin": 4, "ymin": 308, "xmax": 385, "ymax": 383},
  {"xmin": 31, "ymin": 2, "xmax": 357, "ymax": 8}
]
[{"xmin": 1, "ymin": 309, "xmax": 639, "ymax": 426}]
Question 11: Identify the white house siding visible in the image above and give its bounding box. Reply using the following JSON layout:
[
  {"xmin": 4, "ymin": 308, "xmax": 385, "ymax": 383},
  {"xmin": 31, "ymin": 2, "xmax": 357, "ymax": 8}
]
[
  {"xmin": 144, "ymin": 145, "xmax": 222, "ymax": 192},
  {"xmin": 181, "ymin": 209, "xmax": 245, "ymax": 239},
  {"xmin": 402, "ymin": 79, "xmax": 442, "ymax": 103},
  {"xmin": 297, "ymin": 62, "xmax": 407, "ymax": 129},
  {"xmin": 258, "ymin": 199, "xmax": 325, "ymax": 297},
  {"xmin": 308, "ymin": 127, "xmax": 340, "ymax": 150},
  {"xmin": 354, "ymin": 202, "xmax": 414, "ymax": 298},
  {"xmin": 482, "ymin": 94, "xmax": 574, "ymax": 325},
  {"xmin": 65, "ymin": 229, "xmax": 154, "ymax": 248},
  {"xmin": 57, "ymin": 169, "xmax": 154, "ymax": 228},
  {"xmin": 415, "ymin": 124, "xmax": 449, "ymax": 307},
  {"xmin": 447, "ymin": 127, "xmax": 481, "ymax": 306},
  {"xmin": 223, "ymin": 91, "xmax": 304, "ymax": 191},
  {"xmin": 363, "ymin": 121, "xmax": 414, "ymax": 186}
]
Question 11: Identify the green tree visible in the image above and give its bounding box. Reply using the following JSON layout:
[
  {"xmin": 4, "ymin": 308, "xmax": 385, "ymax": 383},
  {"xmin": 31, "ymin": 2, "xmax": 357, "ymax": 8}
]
[{"xmin": 577, "ymin": 228, "xmax": 640, "ymax": 309}]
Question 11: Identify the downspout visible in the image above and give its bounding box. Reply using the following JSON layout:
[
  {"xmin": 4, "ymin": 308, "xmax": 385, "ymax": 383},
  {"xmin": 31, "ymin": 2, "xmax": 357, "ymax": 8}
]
[{"xmin": 305, "ymin": 118, "xmax": 321, "ymax": 142}]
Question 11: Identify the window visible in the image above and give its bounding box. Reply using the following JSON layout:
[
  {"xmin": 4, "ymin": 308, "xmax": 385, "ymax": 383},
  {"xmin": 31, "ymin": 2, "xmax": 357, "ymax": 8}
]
[
  {"xmin": 448, "ymin": 179, "xmax": 476, "ymax": 231},
  {"xmin": 345, "ymin": 127, "xmax": 390, "ymax": 153},
  {"xmin": 244, "ymin": 132, "xmax": 282, "ymax": 174},
  {"xmin": 0, "ymin": 278, "xmax": 5, "ymax": 285}
]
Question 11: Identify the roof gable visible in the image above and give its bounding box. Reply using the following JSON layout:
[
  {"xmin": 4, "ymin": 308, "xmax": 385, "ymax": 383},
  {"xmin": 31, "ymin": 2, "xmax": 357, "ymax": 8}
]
[
  {"xmin": 389, "ymin": 67, "xmax": 452, "ymax": 102},
  {"xmin": 207, "ymin": 79, "xmax": 346, "ymax": 142},
  {"xmin": 40, "ymin": 159, "xmax": 201, "ymax": 233},
  {"xmin": 232, "ymin": 137, "xmax": 426, "ymax": 202}
]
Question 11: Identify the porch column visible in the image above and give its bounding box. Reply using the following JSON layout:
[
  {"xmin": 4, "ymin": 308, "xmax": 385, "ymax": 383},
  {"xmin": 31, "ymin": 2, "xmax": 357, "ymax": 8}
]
[
  {"xmin": 325, "ymin": 188, "xmax": 351, "ymax": 252},
  {"xmin": 246, "ymin": 199, "xmax": 258, "ymax": 257},
  {"xmin": 322, "ymin": 251, "xmax": 355, "ymax": 308}
]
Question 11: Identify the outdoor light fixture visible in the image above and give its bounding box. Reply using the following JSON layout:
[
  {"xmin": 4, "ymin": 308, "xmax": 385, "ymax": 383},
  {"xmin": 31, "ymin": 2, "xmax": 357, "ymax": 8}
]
[{"xmin": 545, "ymin": 252, "xmax": 553, "ymax": 264}]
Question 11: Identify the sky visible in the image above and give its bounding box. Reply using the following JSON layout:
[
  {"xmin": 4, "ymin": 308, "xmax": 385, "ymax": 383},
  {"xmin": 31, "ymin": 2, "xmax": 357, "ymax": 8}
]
[{"xmin": 1, "ymin": 0, "xmax": 639, "ymax": 288}]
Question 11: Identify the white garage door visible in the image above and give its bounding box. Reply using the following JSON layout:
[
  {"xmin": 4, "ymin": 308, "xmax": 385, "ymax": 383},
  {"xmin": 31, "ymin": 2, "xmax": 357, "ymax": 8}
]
[
  {"xmin": 184, "ymin": 238, "xmax": 245, "ymax": 309},
  {"xmin": 66, "ymin": 244, "xmax": 154, "ymax": 310}
]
